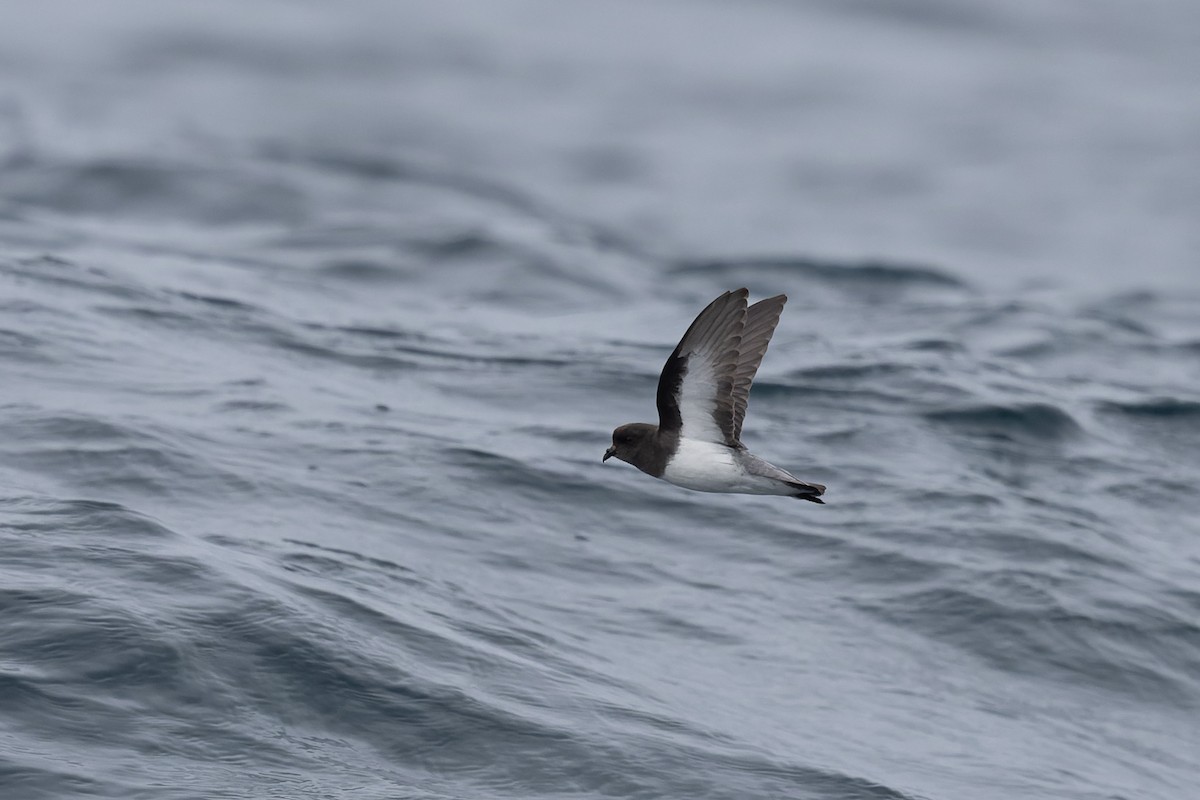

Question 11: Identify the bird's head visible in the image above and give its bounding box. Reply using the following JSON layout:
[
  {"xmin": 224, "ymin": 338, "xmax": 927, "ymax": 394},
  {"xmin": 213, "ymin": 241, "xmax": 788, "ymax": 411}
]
[{"xmin": 603, "ymin": 422, "xmax": 657, "ymax": 464}]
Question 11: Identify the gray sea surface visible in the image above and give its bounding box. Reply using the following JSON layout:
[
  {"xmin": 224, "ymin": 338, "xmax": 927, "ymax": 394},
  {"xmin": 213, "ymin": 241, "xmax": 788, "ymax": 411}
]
[{"xmin": 2, "ymin": 2, "xmax": 1199, "ymax": 799}]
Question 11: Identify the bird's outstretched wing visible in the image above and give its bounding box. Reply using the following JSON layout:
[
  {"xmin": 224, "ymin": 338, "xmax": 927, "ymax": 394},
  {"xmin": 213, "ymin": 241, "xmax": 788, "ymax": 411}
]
[
  {"xmin": 730, "ymin": 294, "xmax": 787, "ymax": 443},
  {"xmin": 651, "ymin": 289, "xmax": 756, "ymax": 448},
  {"xmin": 656, "ymin": 289, "xmax": 788, "ymax": 447}
]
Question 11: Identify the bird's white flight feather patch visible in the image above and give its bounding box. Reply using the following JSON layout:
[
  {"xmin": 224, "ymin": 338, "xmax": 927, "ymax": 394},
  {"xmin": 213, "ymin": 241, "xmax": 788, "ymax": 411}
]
[{"xmin": 676, "ymin": 356, "xmax": 725, "ymax": 444}]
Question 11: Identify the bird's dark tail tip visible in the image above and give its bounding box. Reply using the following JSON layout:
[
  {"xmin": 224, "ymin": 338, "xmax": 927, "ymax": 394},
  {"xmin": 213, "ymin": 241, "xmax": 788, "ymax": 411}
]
[{"xmin": 787, "ymin": 481, "xmax": 826, "ymax": 504}]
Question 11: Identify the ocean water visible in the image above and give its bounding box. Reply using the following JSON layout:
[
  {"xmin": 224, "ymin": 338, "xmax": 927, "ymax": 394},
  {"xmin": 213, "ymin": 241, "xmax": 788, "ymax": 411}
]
[{"xmin": 2, "ymin": 2, "xmax": 1199, "ymax": 798}]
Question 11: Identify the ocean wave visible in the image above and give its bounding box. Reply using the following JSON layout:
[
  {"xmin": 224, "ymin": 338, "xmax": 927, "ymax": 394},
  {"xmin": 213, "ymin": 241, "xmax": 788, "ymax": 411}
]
[
  {"xmin": 923, "ymin": 402, "xmax": 1082, "ymax": 441},
  {"xmin": 672, "ymin": 257, "xmax": 969, "ymax": 291},
  {"xmin": 1, "ymin": 157, "xmax": 307, "ymax": 225},
  {"xmin": 861, "ymin": 580, "xmax": 1200, "ymax": 706},
  {"xmin": 1097, "ymin": 398, "xmax": 1200, "ymax": 419}
]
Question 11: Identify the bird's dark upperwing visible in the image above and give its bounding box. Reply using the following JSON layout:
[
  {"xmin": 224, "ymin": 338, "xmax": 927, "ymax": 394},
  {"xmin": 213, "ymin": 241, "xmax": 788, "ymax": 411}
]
[
  {"xmin": 729, "ymin": 294, "xmax": 787, "ymax": 443},
  {"xmin": 655, "ymin": 289, "xmax": 748, "ymax": 446}
]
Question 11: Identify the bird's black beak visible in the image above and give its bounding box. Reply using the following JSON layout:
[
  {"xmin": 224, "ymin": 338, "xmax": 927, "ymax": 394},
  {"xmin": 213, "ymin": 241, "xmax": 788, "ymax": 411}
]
[{"xmin": 603, "ymin": 446, "xmax": 616, "ymax": 463}]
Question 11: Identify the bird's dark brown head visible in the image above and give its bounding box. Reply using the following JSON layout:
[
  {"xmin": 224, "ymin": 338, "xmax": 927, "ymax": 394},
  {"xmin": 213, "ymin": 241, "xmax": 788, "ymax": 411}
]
[{"xmin": 603, "ymin": 422, "xmax": 658, "ymax": 467}]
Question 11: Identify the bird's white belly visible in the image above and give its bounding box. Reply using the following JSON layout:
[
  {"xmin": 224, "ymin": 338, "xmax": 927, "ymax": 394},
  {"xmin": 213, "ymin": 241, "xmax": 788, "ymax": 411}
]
[{"xmin": 662, "ymin": 438, "xmax": 778, "ymax": 494}]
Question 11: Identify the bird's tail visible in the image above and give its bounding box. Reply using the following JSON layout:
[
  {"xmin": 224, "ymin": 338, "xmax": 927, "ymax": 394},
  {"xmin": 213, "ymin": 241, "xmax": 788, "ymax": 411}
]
[{"xmin": 787, "ymin": 480, "xmax": 826, "ymax": 504}]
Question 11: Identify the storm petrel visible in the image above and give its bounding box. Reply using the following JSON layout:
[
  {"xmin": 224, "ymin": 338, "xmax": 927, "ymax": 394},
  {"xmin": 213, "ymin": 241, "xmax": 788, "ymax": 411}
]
[{"xmin": 603, "ymin": 288, "xmax": 826, "ymax": 503}]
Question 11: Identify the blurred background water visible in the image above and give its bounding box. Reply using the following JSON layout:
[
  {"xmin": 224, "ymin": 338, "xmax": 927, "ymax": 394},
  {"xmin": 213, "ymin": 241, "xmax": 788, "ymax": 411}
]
[{"xmin": 1, "ymin": 2, "xmax": 1199, "ymax": 798}]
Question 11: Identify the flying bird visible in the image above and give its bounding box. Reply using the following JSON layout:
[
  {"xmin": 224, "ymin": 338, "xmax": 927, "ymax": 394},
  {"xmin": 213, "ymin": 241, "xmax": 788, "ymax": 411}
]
[{"xmin": 604, "ymin": 288, "xmax": 826, "ymax": 503}]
